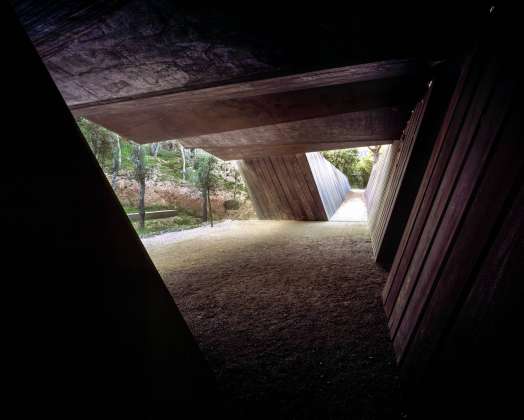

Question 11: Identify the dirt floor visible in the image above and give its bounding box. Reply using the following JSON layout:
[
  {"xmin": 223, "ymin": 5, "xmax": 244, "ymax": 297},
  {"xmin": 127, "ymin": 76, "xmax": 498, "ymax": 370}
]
[{"xmin": 144, "ymin": 221, "xmax": 404, "ymax": 419}]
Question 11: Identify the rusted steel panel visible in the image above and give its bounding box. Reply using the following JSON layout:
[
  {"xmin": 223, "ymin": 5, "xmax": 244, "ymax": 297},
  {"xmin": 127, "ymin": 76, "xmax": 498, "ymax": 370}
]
[
  {"xmin": 365, "ymin": 142, "xmax": 399, "ymax": 256},
  {"xmin": 365, "ymin": 63, "xmax": 459, "ymax": 270},
  {"xmin": 381, "ymin": 27, "xmax": 524, "ymax": 418},
  {"xmin": 306, "ymin": 152, "xmax": 351, "ymax": 219},
  {"xmin": 238, "ymin": 153, "xmax": 349, "ymax": 221}
]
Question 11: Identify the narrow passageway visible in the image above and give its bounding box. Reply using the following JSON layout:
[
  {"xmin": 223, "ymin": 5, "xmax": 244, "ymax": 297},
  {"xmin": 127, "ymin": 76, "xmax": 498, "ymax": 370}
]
[
  {"xmin": 144, "ymin": 221, "xmax": 403, "ymax": 419},
  {"xmin": 330, "ymin": 189, "xmax": 368, "ymax": 222}
]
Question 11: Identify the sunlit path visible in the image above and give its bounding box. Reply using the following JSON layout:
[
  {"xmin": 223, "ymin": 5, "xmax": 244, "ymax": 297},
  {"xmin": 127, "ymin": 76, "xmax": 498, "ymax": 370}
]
[{"xmin": 330, "ymin": 189, "xmax": 368, "ymax": 222}]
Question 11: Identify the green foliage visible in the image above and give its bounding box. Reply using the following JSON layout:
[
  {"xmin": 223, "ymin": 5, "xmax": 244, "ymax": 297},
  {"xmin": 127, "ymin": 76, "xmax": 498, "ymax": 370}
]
[
  {"xmin": 323, "ymin": 149, "xmax": 359, "ymax": 175},
  {"xmin": 322, "ymin": 148, "xmax": 374, "ymax": 188},
  {"xmin": 77, "ymin": 119, "xmax": 245, "ymax": 190},
  {"xmin": 156, "ymin": 147, "xmax": 179, "ymax": 159},
  {"xmin": 119, "ymin": 140, "xmax": 135, "ymax": 171},
  {"xmin": 77, "ymin": 117, "xmax": 114, "ymax": 170},
  {"xmin": 131, "ymin": 143, "xmax": 153, "ymax": 183},
  {"xmin": 190, "ymin": 152, "xmax": 220, "ymax": 191},
  {"xmin": 356, "ymin": 155, "xmax": 374, "ymax": 187},
  {"xmin": 224, "ymin": 199, "xmax": 240, "ymax": 210},
  {"xmin": 220, "ymin": 164, "xmax": 245, "ymax": 194},
  {"xmin": 155, "ymin": 150, "xmax": 184, "ymax": 181}
]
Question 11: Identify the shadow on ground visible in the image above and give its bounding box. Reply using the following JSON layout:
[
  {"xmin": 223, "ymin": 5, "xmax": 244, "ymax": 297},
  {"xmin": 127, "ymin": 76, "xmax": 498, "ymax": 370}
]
[{"xmin": 145, "ymin": 221, "xmax": 404, "ymax": 419}]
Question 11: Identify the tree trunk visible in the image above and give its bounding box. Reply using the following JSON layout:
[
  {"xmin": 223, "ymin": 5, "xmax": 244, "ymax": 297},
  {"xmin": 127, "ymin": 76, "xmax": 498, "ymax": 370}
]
[
  {"xmin": 368, "ymin": 146, "xmax": 382, "ymax": 164},
  {"xmin": 150, "ymin": 142, "xmax": 159, "ymax": 157},
  {"xmin": 131, "ymin": 143, "xmax": 148, "ymax": 230},
  {"xmin": 233, "ymin": 171, "xmax": 238, "ymax": 201},
  {"xmin": 179, "ymin": 143, "xmax": 186, "ymax": 181},
  {"xmin": 138, "ymin": 178, "xmax": 146, "ymax": 229},
  {"xmin": 111, "ymin": 134, "xmax": 121, "ymax": 189},
  {"xmin": 201, "ymin": 188, "xmax": 208, "ymax": 222},
  {"xmin": 208, "ymin": 187, "xmax": 213, "ymax": 227}
]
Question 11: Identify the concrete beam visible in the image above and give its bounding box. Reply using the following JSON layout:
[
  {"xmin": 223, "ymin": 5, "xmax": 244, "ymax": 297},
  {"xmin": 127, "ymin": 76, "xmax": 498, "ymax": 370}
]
[
  {"xmin": 15, "ymin": 2, "xmax": 487, "ymax": 107},
  {"xmin": 73, "ymin": 61, "xmax": 422, "ymax": 144},
  {"xmin": 205, "ymin": 140, "xmax": 393, "ymax": 161},
  {"xmin": 182, "ymin": 108, "xmax": 403, "ymax": 160}
]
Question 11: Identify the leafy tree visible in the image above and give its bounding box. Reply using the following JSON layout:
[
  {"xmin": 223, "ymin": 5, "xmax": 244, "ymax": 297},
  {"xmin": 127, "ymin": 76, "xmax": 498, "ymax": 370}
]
[
  {"xmin": 77, "ymin": 119, "xmax": 255, "ymax": 235},
  {"xmin": 77, "ymin": 117, "xmax": 113, "ymax": 170},
  {"xmin": 77, "ymin": 118, "xmax": 124, "ymax": 189},
  {"xmin": 356, "ymin": 155, "xmax": 374, "ymax": 187},
  {"xmin": 190, "ymin": 152, "xmax": 219, "ymax": 225},
  {"xmin": 323, "ymin": 149, "xmax": 359, "ymax": 185},
  {"xmin": 179, "ymin": 142, "xmax": 187, "ymax": 181},
  {"xmin": 111, "ymin": 132, "xmax": 121, "ymax": 189},
  {"xmin": 367, "ymin": 145, "xmax": 382, "ymax": 163},
  {"xmin": 222, "ymin": 164, "xmax": 242, "ymax": 201},
  {"xmin": 322, "ymin": 148, "xmax": 374, "ymax": 188},
  {"xmin": 131, "ymin": 143, "xmax": 152, "ymax": 229},
  {"xmin": 323, "ymin": 149, "xmax": 359, "ymax": 174},
  {"xmin": 232, "ymin": 167, "xmax": 240, "ymax": 201},
  {"xmin": 150, "ymin": 142, "xmax": 160, "ymax": 157}
]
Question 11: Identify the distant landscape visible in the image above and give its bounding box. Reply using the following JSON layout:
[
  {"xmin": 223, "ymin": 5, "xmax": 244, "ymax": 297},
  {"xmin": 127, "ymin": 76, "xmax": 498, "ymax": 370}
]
[
  {"xmin": 78, "ymin": 117, "xmax": 376, "ymax": 237},
  {"xmin": 77, "ymin": 118, "xmax": 256, "ymax": 237}
]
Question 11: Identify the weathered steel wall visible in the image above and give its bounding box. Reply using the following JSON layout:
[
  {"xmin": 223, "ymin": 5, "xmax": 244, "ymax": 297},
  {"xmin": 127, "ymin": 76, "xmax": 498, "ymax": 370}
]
[
  {"xmin": 365, "ymin": 143, "xmax": 398, "ymax": 251},
  {"xmin": 238, "ymin": 152, "xmax": 350, "ymax": 221},
  {"xmin": 5, "ymin": 10, "xmax": 219, "ymax": 417},
  {"xmin": 382, "ymin": 32, "xmax": 524, "ymax": 417},
  {"xmin": 306, "ymin": 152, "xmax": 351, "ymax": 219},
  {"xmin": 127, "ymin": 209, "xmax": 177, "ymax": 222},
  {"xmin": 364, "ymin": 63, "xmax": 459, "ymax": 268}
]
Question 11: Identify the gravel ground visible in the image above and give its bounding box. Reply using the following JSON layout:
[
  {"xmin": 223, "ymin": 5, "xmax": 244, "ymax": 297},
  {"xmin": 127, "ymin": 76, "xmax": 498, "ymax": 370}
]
[{"xmin": 144, "ymin": 220, "xmax": 404, "ymax": 419}]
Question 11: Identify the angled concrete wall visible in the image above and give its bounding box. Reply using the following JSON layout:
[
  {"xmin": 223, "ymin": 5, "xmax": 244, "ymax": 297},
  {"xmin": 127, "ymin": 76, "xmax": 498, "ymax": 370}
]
[{"xmin": 306, "ymin": 152, "xmax": 351, "ymax": 219}]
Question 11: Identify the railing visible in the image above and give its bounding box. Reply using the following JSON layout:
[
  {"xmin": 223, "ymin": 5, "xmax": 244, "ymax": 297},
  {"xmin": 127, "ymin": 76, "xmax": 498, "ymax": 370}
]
[{"xmin": 127, "ymin": 209, "xmax": 177, "ymax": 222}]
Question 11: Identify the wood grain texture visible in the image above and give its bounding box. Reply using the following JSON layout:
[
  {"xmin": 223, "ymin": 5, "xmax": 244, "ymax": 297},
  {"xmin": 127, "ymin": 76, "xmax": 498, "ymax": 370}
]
[{"xmin": 238, "ymin": 153, "xmax": 349, "ymax": 221}]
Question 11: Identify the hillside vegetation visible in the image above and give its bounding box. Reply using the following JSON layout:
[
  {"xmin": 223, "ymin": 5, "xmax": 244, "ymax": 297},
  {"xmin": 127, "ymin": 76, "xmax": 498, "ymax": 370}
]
[
  {"xmin": 77, "ymin": 118, "xmax": 255, "ymax": 237},
  {"xmin": 322, "ymin": 147, "xmax": 377, "ymax": 189},
  {"xmin": 77, "ymin": 118, "xmax": 376, "ymax": 236}
]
